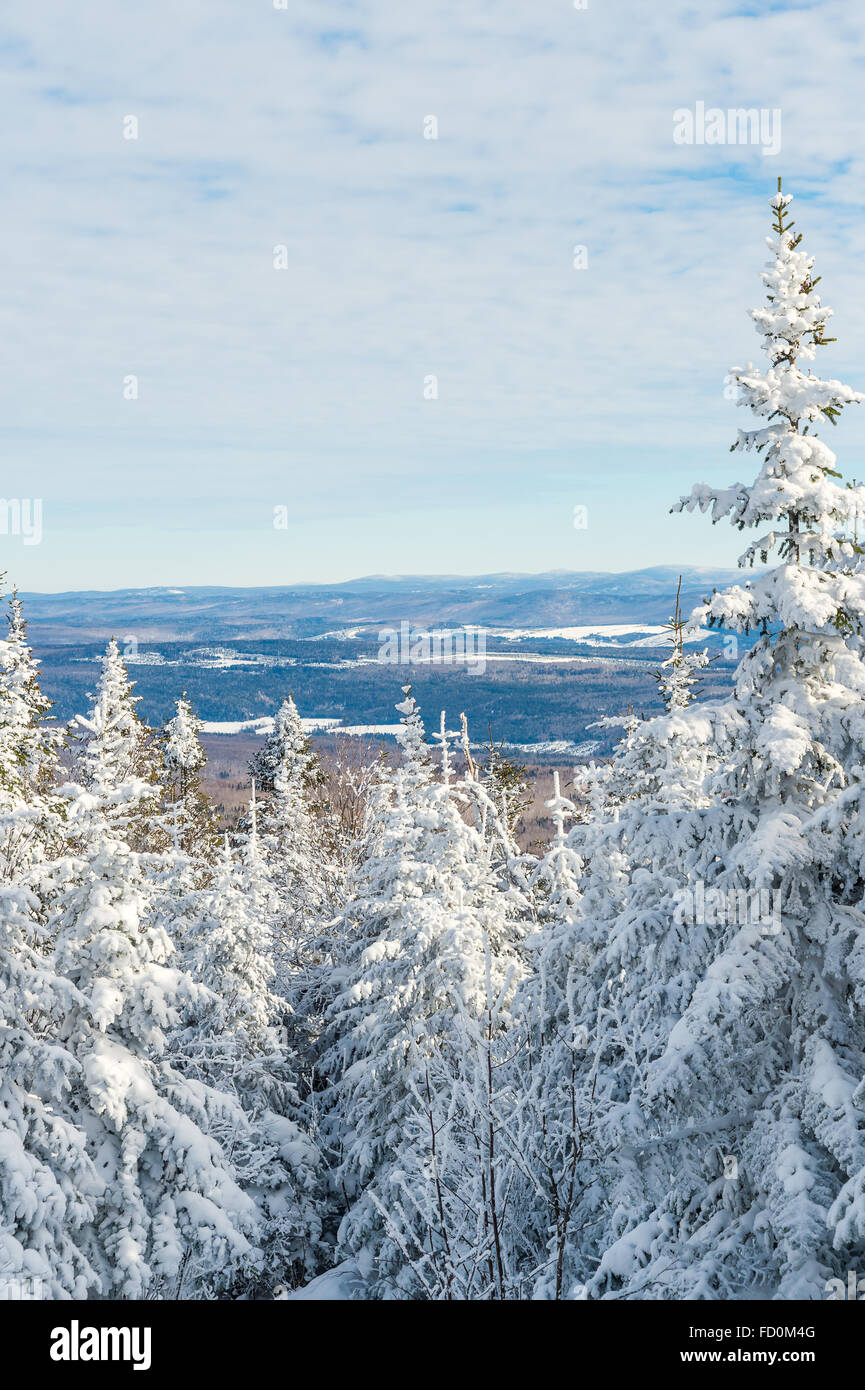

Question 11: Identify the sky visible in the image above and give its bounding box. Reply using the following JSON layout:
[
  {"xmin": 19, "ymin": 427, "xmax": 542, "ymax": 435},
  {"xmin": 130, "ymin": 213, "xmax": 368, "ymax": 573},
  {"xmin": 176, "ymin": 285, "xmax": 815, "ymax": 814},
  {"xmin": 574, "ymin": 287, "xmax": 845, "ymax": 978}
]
[{"xmin": 3, "ymin": 0, "xmax": 865, "ymax": 591}]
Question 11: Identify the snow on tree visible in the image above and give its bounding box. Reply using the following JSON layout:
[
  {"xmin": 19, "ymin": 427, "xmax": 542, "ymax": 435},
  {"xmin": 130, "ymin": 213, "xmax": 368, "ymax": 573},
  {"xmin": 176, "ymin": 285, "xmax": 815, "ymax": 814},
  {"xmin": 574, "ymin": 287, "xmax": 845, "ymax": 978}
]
[
  {"xmin": 179, "ymin": 835, "xmax": 287, "ymax": 1098},
  {"xmin": 145, "ymin": 698, "xmax": 219, "ymax": 963},
  {"xmin": 50, "ymin": 796, "xmax": 260, "ymax": 1298},
  {"xmin": 161, "ymin": 694, "xmax": 218, "ymax": 864},
  {"xmin": 476, "ymin": 728, "xmax": 530, "ymax": 848},
  {"xmin": 254, "ymin": 698, "xmax": 336, "ymax": 1051},
  {"xmin": 656, "ymin": 577, "xmax": 711, "ymax": 716},
  {"xmin": 12, "ymin": 175, "xmax": 865, "ymax": 1306},
  {"xmin": 173, "ymin": 834, "xmax": 323, "ymax": 1292},
  {"xmin": 495, "ymin": 770, "xmax": 603, "ymax": 1300},
  {"xmin": 457, "ymin": 712, "xmax": 538, "ymax": 940},
  {"xmin": 320, "ymin": 689, "xmax": 523, "ymax": 1298},
  {"xmin": 317, "ymin": 735, "xmax": 387, "ymax": 881},
  {"xmin": 0, "ymin": 879, "xmax": 103, "ymax": 1298},
  {"xmin": 147, "ymin": 832, "xmax": 200, "ymax": 964},
  {"xmin": 235, "ymin": 780, "xmax": 280, "ymax": 923},
  {"xmin": 70, "ymin": 639, "xmax": 165, "ymax": 852},
  {"xmin": 585, "ymin": 588, "xmax": 713, "ymax": 818},
  {"xmin": 248, "ymin": 696, "xmax": 323, "ymax": 797},
  {"xmin": 0, "ymin": 590, "xmax": 65, "ymax": 879},
  {"xmin": 587, "ymin": 183, "xmax": 865, "ymax": 1301},
  {"xmin": 558, "ymin": 587, "xmax": 715, "ymax": 1051}
]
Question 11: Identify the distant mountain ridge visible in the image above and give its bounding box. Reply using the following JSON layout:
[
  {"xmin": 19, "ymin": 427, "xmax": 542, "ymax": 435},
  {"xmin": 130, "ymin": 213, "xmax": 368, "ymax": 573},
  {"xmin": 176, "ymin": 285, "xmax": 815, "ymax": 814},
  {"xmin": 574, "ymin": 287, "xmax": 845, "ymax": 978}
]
[{"xmin": 18, "ymin": 566, "xmax": 751, "ymax": 644}]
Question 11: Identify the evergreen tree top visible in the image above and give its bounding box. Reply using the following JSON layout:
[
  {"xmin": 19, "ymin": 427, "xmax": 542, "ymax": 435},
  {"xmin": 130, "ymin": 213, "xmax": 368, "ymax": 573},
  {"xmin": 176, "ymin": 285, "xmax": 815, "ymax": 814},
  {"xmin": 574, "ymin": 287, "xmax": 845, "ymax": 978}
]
[
  {"xmin": 248, "ymin": 694, "xmax": 323, "ymax": 794},
  {"xmin": 394, "ymin": 685, "xmax": 429, "ymax": 780},
  {"xmin": 164, "ymin": 695, "xmax": 207, "ymax": 776},
  {"xmin": 674, "ymin": 182, "xmax": 865, "ymax": 635}
]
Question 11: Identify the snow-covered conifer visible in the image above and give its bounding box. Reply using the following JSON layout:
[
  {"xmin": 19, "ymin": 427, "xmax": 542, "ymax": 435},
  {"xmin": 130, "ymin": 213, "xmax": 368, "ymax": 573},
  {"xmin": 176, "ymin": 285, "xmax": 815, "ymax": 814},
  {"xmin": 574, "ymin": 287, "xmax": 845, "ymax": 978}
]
[
  {"xmin": 249, "ymin": 696, "xmax": 323, "ymax": 797},
  {"xmin": 503, "ymin": 773, "xmax": 600, "ymax": 1297},
  {"xmin": 255, "ymin": 699, "xmax": 335, "ymax": 1049},
  {"xmin": 590, "ymin": 183, "xmax": 865, "ymax": 1301},
  {"xmin": 321, "ymin": 690, "xmax": 522, "ymax": 1297},
  {"xmin": 0, "ymin": 591, "xmax": 64, "ymax": 879},
  {"xmin": 51, "ymin": 799, "xmax": 260, "ymax": 1298},
  {"xmin": 174, "ymin": 834, "xmax": 323, "ymax": 1292},
  {"xmin": 0, "ymin": 881, "xmax": 103, "ymax": 1298},
  {"xmin": 161, "ymin": 694, "xmax": 218, "ymax": 863},
  {"xmin": 71, "ymin": 639, "xmax": 165, "ymax": 852}
]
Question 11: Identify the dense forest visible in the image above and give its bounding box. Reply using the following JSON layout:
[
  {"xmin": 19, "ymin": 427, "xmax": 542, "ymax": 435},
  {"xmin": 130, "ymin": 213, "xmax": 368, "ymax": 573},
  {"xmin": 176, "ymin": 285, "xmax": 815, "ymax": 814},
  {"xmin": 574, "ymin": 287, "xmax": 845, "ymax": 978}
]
[{"xmin": 5, "ymin": 188, "xmax": 865, "ymax": 1301}]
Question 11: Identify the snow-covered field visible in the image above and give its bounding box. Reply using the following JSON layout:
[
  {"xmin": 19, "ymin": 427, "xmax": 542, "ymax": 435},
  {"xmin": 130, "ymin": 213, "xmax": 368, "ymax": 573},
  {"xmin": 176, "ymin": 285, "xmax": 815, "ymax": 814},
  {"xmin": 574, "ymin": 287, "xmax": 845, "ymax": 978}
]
[
  {"xmin": 200, "ymin": 720, "xmax": 601, "ymax": 756},
  {"xmin": 202, "ymin": 716, "xmax": 341, "ymax": 735},
  {"xmin": 493, "ymin": 624, "xmax": 710, "ymax": 647}
]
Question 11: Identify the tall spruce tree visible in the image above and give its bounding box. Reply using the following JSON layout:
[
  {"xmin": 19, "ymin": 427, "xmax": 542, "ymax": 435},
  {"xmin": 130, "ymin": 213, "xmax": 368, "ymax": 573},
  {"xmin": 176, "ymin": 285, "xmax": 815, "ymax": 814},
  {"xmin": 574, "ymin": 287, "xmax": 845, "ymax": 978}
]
[
  {"xmin": 173, "ymin": 836, "xmax": 323, "ymax": 1293},
  {"xmin": 320, "ymin": 690, "xmax": 522, "ymax": 1298},
  {"xmin": 0, "ymin": 879, "xmax": 103, "ymax": 1298},
  {"xmin": 254, "ymin": 698, "xmax": 334, "ymax": 1051},
  {"xmin": 71, "ymin": 639, "xmax": 165, "ymax": 853},
  {"xmin": 588, "ymin": 184, "xmax": 865, "ymax": 1301},
  {"xmin": 0, "ymin": 590, "xmax": 64, "ymax": 879},
  {"xmin": 503, "ymin": 771, "xmax": 599, "ymax": 1300},
  {"xmin": 51, "ymin": 790, "xmax": 260, "ymax": 1298},
  {"xmin": 161, "ymin": 694, "xmax": 218, "ymax": 864}
]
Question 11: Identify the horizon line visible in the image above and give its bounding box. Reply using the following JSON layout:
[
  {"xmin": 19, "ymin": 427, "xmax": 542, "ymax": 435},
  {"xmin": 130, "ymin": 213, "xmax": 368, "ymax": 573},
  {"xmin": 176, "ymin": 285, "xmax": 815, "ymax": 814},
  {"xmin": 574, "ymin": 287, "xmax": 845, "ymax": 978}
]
[{"xmin": 10, "ymin": 562, "xmax": 749, "ymax": 600}]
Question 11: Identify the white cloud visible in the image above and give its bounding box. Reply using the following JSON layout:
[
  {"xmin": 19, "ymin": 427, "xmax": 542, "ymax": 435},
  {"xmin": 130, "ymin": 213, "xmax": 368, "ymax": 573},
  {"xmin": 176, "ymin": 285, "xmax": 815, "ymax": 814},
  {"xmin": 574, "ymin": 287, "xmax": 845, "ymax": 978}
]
[{"xmin": 2, "ymin": 0, "xmax": 865, "ymax": 585}]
